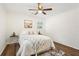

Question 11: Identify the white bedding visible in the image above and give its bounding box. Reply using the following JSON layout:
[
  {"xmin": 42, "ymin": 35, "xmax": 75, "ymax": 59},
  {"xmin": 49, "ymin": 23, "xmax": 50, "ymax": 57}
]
[{"xmin": 16, "ymin": 34, "xmax": 55, "ymax": 56}]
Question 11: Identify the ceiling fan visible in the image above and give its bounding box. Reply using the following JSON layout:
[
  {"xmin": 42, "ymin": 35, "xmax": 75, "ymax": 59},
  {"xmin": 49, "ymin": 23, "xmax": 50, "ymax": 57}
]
[{"xmin": 28, "ymin": 3, "xmax": 52, "ymax": 15}]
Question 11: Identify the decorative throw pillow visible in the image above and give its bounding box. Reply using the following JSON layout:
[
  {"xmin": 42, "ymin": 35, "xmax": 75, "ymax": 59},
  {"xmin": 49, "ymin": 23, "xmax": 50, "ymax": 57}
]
[{"xmin": 21, "ymin": 28, "xmax": 38, "ymax": 35}]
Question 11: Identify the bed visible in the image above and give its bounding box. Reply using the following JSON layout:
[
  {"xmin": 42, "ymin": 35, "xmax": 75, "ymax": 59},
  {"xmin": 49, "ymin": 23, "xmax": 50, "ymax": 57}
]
[{"xmin": 16, "ymin": 29, "xmax": 56, "ymax": 56}]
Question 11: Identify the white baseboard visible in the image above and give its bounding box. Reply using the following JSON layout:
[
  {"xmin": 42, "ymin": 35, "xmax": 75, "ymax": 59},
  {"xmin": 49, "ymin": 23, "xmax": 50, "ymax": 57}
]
[
  {"xmin": 0, "ymin": 43, "xmax": 6, "ymax": 55},
  {"xmin": 54, "ymin": 40, "xmax": 79, "ymax": 50}
]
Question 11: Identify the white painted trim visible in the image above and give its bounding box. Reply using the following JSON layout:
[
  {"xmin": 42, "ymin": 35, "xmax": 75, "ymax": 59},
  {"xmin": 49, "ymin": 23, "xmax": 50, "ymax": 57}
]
[
  {"xmin": 54, "ymin": 40, "xmax": 79, "ymax": 50},
  {"xmin": 0, "ymin": 43, "xmax": 6, "ymax": 55}
]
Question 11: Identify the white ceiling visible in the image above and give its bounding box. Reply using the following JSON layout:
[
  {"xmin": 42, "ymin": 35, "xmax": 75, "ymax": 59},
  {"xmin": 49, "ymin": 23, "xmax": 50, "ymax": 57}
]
[{"xmin": 2, "ymin": 3, "xmax": 79, "ymax": 15}]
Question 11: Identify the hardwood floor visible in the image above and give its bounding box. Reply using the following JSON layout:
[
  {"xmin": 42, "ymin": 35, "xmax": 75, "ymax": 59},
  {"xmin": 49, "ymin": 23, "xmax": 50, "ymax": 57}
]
[
  {"xmin": 1, "ymin": 43, "xmax": 19, "ymax": 56},
  {"xmin": 1, "ymin": 42, "xmax": 79, "ymax": 56},
  {"xmin": 54, "ymin": 42, "xmax": 79, "ymax": 56}
]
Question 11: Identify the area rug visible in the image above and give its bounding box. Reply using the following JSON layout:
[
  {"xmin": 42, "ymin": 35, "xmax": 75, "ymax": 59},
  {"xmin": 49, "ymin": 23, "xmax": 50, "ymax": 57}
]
[{"xmin": 38, "ymin": 50, "xmax": 65, "ymax": 56}]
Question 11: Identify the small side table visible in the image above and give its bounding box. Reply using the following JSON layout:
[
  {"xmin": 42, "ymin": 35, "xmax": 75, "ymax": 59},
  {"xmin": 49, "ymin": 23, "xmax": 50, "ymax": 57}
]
[{"xmin": 6, "ymin": 36, "xmax": 19, "ymax": 44}]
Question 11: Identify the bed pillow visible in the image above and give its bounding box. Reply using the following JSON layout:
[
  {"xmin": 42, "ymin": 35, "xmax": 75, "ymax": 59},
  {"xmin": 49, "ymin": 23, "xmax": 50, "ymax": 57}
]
[{"xmin": 21, "ymin": 29, "xmax": 38, "ymax": 35}]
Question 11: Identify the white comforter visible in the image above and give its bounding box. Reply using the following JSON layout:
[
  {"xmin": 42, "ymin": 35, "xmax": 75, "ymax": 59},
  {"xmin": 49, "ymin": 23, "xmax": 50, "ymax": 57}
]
[{"xmin": 16, "ymin": 34, "xmax": 55, "ymax": 56}]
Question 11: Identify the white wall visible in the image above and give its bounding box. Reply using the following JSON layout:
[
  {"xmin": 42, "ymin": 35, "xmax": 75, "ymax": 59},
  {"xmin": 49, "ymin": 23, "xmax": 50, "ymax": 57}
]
[
  {"xmin": 0, "ymin": 4, "xmax": 6, "ymax": 55},
  {"xmin": 6, "ymin": 12, "xmax": 46, "ymax": 38},
  {"xmin": 46, "ymin": 8, "xmax": 79, "ymax": 49}
]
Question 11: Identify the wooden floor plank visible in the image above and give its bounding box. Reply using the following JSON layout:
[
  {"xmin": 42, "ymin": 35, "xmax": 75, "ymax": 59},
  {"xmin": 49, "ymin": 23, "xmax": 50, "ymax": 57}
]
[
  {"xmin": 1, "ymin": 42, "xmax": 79, "ymax": 56},
  {"xmin": 54, "ymin": 42, "xmax": 79, "ymax": 56},
  {"xmin": 1, "ymin": 43, "xmax": 19, "ymax": 56}
]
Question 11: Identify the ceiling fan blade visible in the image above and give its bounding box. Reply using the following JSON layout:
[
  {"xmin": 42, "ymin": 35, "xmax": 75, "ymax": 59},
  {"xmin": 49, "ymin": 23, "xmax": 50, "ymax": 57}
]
[
  {"xmin": 43, "ymin": 8, "xmax": 52, "ymax": 11},
  {"xmin": 42, "ymin": 11, "xmax": 46, "ymax": 15},
  {"xmin": 29, "ymin": 9, "xmax": 37, "ymax": 11},
  {"xmin": 35, "ymin": 12, "xmax": 38, "ymax": 15}
]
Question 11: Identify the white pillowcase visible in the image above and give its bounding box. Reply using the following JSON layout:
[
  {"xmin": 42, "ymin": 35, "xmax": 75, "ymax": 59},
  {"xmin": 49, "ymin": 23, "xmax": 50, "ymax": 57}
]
[{"xmin": 21, "ymin": 29, "xmax": 38, "ymax": 35}]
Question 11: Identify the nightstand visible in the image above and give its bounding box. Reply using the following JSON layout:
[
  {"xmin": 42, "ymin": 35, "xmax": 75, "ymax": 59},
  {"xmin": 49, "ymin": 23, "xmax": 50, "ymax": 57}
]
[{"xmin": 6, "ymin": 36, "xmax": 19, "ymax": 44}]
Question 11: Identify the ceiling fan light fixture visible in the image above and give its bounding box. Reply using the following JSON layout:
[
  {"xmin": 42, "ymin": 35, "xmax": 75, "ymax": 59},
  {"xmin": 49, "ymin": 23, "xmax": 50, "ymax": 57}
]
[
  {"xmin": 38, "ymin": 10, "xmax": 42, "ymax": 13},
  {"xmin": 29, "ymin": 3, "xmax": 53, "ymax": 15}
]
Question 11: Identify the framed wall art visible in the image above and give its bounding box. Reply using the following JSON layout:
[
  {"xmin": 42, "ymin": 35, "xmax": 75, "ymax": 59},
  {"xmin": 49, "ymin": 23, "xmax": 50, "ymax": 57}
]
[{"xmin": 24, "ymin": 20, "xmax": 33, "ymax": 28}]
